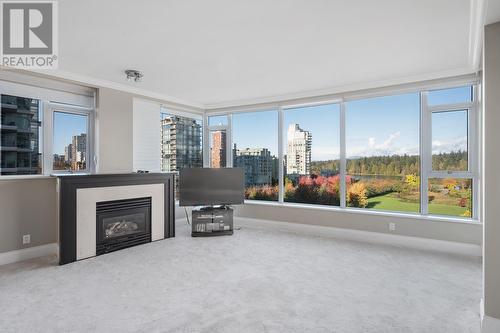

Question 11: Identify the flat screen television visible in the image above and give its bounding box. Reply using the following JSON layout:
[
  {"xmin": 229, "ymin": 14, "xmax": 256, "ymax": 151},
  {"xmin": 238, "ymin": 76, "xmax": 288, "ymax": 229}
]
[{"xmin": 179, "ymin": 168, "xmax": 245, "ymax": 206}]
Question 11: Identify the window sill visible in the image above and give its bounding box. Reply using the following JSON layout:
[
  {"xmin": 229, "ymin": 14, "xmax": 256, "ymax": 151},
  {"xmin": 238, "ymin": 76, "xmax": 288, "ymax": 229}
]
[
  {"xmin": 0, "ymin": 174, "xmax": 56, "ymax": 181},
  {"xmin": 50, "ymin": 172, "xmax": 91, "ymax": 177},
  {"xmin": 242, "ymin": 200, "xmax": 482, "ymax": 225}
]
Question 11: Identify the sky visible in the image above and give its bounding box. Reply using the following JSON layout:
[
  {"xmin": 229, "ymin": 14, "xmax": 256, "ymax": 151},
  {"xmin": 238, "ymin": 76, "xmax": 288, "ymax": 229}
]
[
  {"xmin": 230, "ymin": 86, "xmax": 471, "ymax": 161},
  {"xmin": 53, "ymin": 112, "xmax": 87, "ymax": 155}
]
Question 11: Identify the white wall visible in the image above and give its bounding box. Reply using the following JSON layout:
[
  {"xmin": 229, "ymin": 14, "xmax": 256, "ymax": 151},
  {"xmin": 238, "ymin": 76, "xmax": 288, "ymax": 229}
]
[
  {"xmin": 97, "ymin": 88, "xmax": 134, "ymax": 173},
  {"xmin": 483, "ymin": 21, "xmax": 500, "ymax": 322},
  {"xmin": 132, "ymin": 98, "xmax": 161, "ymax": 172}
]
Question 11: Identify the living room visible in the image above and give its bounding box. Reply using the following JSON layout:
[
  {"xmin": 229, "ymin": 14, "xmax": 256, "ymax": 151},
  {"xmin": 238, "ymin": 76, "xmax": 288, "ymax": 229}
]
[{"xmin": 0, "ymin": 1, "xmax": 499, "ymax": 332}]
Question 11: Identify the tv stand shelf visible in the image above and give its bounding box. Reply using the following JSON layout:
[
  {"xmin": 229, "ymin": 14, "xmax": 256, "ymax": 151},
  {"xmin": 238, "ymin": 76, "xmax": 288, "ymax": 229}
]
[{"xmin": 191, "ymin": 205, "xmax": 233, "ymax": 237}]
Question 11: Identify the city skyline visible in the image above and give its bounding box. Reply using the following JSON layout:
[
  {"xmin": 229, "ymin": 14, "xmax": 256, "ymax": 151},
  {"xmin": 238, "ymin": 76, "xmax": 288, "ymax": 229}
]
[{"xmin": 231, "ymin": 87, "xmax": 470, "ymax": 161}]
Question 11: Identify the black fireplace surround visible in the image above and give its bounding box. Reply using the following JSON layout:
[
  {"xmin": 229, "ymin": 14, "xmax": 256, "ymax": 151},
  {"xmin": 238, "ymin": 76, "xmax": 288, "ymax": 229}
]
[
  {"xmin": 96, "ymin": 197, "xmax": 152, "ymax": 255},
  {"xmin": 57, "ymin": 173, "xmax": 175, "ymax": 265}
]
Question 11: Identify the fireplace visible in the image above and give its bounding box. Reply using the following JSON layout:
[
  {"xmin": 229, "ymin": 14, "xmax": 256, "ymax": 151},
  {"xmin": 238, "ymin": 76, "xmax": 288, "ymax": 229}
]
[{"xmin": 96, "ymin": 197, "xmax": 152, "ymax": 255}]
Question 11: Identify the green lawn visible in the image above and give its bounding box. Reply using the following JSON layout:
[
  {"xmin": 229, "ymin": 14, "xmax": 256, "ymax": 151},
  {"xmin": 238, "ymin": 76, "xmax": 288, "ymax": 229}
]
[{"xmin": 366, "ymin": 193, "xmax": 467, "ymax": 217}]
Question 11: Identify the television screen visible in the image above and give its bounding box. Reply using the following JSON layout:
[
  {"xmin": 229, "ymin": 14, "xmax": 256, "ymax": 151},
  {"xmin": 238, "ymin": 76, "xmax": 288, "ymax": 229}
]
[{"xmin": 179, "ymin": 168, "xmax": 245, "ymax": 206}]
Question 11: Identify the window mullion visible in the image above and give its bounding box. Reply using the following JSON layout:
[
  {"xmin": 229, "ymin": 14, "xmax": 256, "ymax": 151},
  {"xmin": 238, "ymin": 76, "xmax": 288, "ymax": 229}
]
[
  {"xmin": 278, "ymin": 107, "xmax": 284, "ymax": 203},
  {"xmin": 420, "ymin": 91, "xmax": 430, "ymax": 215},
  {"xmin": 340, "ymin": 101, "xmax": 346, "ymax": 209},
  {"xmin": 42, "ymin": 101, "xmax": 53, "ymax": 175},
  {"xmin": 227, "ymin": 114, "xmax": 233, "ymax": 167}
]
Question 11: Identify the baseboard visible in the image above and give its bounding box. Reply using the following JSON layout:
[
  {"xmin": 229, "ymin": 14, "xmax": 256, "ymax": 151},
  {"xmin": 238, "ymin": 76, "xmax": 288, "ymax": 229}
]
[
  {"xmin": 0, "ymin": 243, "xmax": 58, "ymax": 266},
  {"xmin": 482, "ymin": 315, "xmax": 500, "ymax": 333},
  {"xmin": 236, "ymin": 217, "xmax": 482, "ymax": 257}
]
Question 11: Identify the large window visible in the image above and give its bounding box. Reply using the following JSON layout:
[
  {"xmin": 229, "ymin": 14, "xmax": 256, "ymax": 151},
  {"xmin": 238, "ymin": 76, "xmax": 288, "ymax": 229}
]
[
  {"xmin": 232, "ymin": 110, "xmax": 278, "ymax": 201},
  {"xmin": 0, "ymin": 95, "xmax": 41, "ymax": 175},
  {"xmin": 283, "ymin": 103, "xmax": 340, "ymax": 206},
  {"xmin": 346, "ymin": 93, "xmax": 420, "ymax": 213},
  {"xmin": 211, "ymin": 81, "xmax": 479, "ymax": 221}
]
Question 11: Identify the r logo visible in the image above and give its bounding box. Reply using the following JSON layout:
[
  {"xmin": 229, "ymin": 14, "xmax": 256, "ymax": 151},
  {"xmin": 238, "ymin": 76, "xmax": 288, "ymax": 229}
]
[{"xmin": 2, "ymin": 2, "xmax": 53, "ymax": 54}]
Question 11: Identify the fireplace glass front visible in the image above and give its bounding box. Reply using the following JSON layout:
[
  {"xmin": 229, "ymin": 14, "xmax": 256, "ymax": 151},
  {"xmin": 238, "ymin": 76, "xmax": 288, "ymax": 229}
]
[{"xmin": 96, "ymin": 197, "xmax": 151, "ymax": 255}]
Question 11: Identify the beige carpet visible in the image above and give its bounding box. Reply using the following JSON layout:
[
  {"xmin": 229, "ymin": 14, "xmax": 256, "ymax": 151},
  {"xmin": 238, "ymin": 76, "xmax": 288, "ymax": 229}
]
[{"xmin": 0, "ymin": 220, "xmax": 481, "ymax": 332}]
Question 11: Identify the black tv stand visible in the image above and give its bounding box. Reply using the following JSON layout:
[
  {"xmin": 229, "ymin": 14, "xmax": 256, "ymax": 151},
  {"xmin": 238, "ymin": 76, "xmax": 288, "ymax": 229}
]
[{"xmin": 191, "ymin": 205, "xmax": 233, "ymax": 237}]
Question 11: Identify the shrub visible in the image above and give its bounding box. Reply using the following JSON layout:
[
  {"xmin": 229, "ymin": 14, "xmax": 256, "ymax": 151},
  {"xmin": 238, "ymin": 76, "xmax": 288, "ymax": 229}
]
[
  {"xmin": 285, "ymin": 175, "xmax": 340, "ymax": 205},
  {"xmin": 363, "ymin": 178, "xmax": 400, "ymax": 198},
  {"xmin": 245, "ymin": 185, "xmax": 278, "ymax": 200},
  {"xmin": 347, "ymin": 182, "xmax": 368, "ymax": 208}
]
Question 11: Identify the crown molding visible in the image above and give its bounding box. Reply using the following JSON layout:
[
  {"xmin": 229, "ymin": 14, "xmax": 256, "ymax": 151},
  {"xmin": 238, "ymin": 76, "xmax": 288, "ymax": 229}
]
[
  {"xmin": 17, "ymin": 68, "xmax": 205, "ymax": 112},
  {"xmin": 469, "ymin": 0, "xmax": 487, "ymax": 71},
  {"xmin": 204, "ymin": 66, "xmax": 479, "ymax": 112}
]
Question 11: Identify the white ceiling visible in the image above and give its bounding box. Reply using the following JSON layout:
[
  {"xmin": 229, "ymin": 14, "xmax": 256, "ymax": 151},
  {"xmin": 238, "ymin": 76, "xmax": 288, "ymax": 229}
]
[{"xmin": 53, "ymin": 0, "xmax": 493, "ymax": 108}]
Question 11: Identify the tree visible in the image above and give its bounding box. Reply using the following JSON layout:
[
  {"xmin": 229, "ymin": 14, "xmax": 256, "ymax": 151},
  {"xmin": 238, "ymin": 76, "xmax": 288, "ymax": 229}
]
[{"xmin": 347, "ymin": 182, "xmax": 368, "ymax": 208}]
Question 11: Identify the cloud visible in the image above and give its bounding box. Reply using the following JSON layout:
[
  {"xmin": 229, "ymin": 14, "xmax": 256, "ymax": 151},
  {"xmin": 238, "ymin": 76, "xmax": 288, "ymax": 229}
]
[
  {"xmin": 312, "ymin": 146, "xmax": 340, "ymax": 161},
  {"xmin": 432, "ymin": 136, "xmax": 467, "ymax": 154},
  {"xmin": 348, "ymin": 131, "xmax": 415, "ymax": 157}
]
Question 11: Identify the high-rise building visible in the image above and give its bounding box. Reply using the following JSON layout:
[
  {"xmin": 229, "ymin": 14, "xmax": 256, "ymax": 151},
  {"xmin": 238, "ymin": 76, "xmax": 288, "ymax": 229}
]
[
  {"xmin": 211, "ymin": 130, "xmax": 226, "ymax": 168},
  {"xmin": 65, "ymin": 133, "xmax": 86, "ymax": 170},
  {"xmin": 64, "ymin": 144, "xmax": 73, "ymax": 163},
  {"xmin": 233, "ymin": 144, "xmax": 273, "ymax": 186},
  {"xmin": 0, "ymin": 95, "xmax": 41, "ymax": 175},
  {"xmin": 286, "ymin": 124, "xmax": 312, "ymax": 175},
  {"xmin": 161, "ymin": 115, "xmax": 202, "ymax": 172}
]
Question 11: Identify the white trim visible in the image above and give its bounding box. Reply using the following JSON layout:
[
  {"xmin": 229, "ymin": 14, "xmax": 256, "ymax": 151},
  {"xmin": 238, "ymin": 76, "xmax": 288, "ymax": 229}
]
[
  {"xmin": 205, "ymin": 70, "xmax": 479, "ymax": 111},
  {"xmin": 28, "ymin": 68, "xmax": 205, "ymax": 111},
  {"xmin": 0, "ymin": 69, "xmax": 94, "ymax": 97},
  {"xmin": 160, "ymin": 104, "xmax": 204, "ymax": 119},
  {"xmin": 235, "ymin": 217, "xmax": 482, "ymax": 257},
  {"xmin": 469, "ymin": 0, "xmax": 487, "ymax": 71},
  {"xmin": 0, "ymin": 243, "xmax": 58, "ymax": 266},
  {"xmin": 47, "ymin": 104, "xmax": 95, "ymax": 174}
]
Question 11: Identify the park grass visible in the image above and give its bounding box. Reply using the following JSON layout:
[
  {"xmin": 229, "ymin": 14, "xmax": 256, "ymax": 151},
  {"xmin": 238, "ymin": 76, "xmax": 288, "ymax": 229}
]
[{"xmin": 367, "ymin": 193, "xmax": 468, "ymax": 217}]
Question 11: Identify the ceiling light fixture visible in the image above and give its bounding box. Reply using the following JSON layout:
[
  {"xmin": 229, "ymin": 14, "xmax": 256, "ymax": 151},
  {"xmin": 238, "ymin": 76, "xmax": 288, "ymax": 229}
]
[{"xmin": 125, "ymin": 69, "xmax": 143, "ymax": 82}]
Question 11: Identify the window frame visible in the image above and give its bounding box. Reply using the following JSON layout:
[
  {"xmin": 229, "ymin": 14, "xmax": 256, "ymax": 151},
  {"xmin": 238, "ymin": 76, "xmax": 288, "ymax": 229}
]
[
  {"xmin": 231, "ymin": 109, "xmax": 279, "ymax": 201},
  {"xmin": 0, "ymin": 80, "xmax": 95, "ymax": 178},
  {"xmin": 204, "ymin": 79, "xmax": 480, "ymax": 223},
  {"xmin": 420, "ymin": 86, "xmax": 479, "ymax": 218},
  {"xmin": 160, "ymin": 109, "xmax": 204, "ymax": 173},
  {"xmin": 46, "ymin": 103, "xmax": 95, "ymax": 175},
  {"xmin": 206, "ymin": 114, "xmax": 232, "ymax": 168},
  {"xmin": 280, "ymin": 101, "xmax": 342, "ymax": 207}
]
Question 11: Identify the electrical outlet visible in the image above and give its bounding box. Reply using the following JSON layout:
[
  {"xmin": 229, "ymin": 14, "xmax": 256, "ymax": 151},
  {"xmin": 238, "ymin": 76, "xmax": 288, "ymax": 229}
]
[
  {"xmin": 388, "ymin": 223, "xmax": 396, "ymax": 232},
  {"xmin": 22, "ymin": 234, "xmax": 31, "ymax": 245}
]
